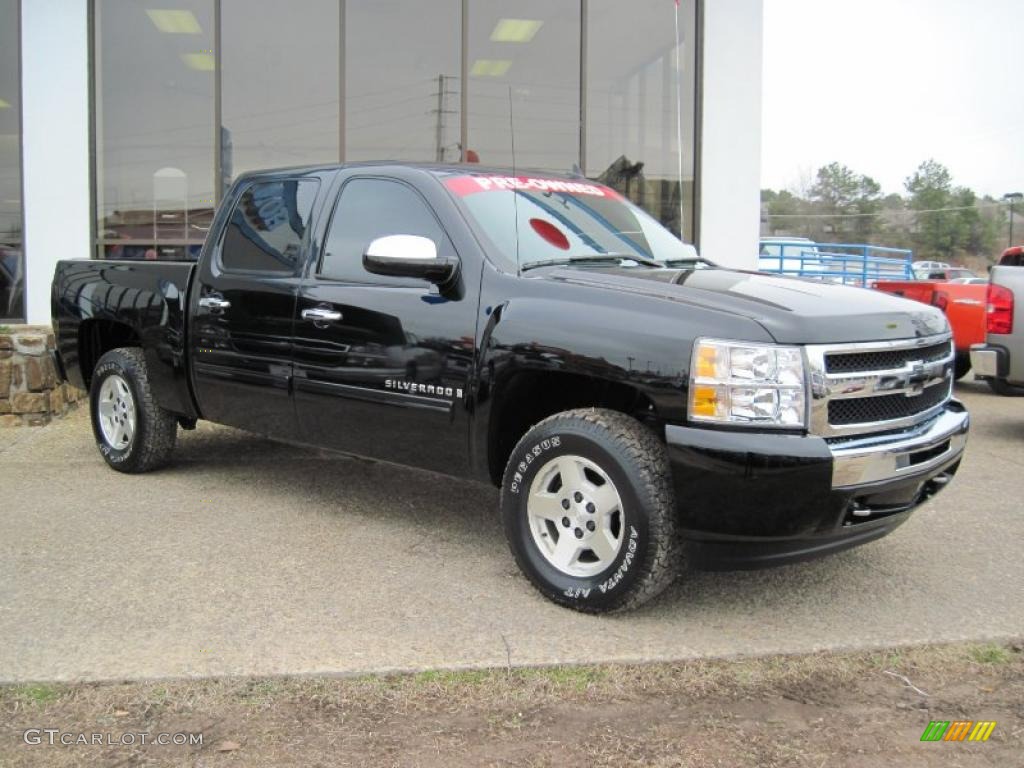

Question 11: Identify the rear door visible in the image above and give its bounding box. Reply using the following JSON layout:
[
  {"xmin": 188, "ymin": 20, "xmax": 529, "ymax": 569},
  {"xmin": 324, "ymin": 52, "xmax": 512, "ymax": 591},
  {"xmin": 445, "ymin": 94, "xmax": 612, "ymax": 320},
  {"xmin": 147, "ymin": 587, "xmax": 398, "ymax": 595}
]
[
  {"xmin": 291, "ymin": 171, "xmax": 478, "ymax": 475},
  {"xmin": 188, "ymin": 175, "xmax": 322, "ymax": 439}
]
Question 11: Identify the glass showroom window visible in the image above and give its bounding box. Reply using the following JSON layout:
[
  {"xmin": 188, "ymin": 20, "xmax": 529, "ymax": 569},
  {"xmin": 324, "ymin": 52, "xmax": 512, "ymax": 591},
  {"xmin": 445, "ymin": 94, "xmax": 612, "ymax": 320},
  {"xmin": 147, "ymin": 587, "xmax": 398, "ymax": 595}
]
[
  {"xmin": 586, "ymin": 0, "xmax": 697, "ymax": 239},
  {"xmin": 466, "ymin": 0, "xmax": 580, "ymax": 170},
  {"xmin": 0, "ymin": 0, "xmax": 23, "ymax": 320},
  {"xmin": 345, "ymin": 0, "xmax": 462, "ymax": 163},
  {"xmin": 221, "ymin": 0, "xmax": 339, "ymax": 184},
  {"xmin": 94, "ymin": 0, "xmax": 215, "ymax": 260}
]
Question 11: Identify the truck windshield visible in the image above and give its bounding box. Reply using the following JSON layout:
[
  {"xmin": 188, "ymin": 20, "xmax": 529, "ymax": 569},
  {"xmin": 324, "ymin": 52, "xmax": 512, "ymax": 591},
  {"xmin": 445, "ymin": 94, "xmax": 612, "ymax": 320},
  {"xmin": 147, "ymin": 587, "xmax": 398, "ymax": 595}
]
[{"xmin": 441, "ymin": 174, "xmax": 697, "ymax": 271}]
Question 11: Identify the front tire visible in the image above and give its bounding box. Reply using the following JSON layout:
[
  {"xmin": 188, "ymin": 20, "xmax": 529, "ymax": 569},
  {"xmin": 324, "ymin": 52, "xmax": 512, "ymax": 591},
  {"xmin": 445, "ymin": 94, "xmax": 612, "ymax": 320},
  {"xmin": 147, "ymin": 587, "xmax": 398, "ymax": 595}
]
[
  {"xmin": 501, "ymin": 408, "xmax": 681, "ymax": 613},
  {"xmin": 90, "ymin": 347, "xmax": 178, "ymax": 473}
]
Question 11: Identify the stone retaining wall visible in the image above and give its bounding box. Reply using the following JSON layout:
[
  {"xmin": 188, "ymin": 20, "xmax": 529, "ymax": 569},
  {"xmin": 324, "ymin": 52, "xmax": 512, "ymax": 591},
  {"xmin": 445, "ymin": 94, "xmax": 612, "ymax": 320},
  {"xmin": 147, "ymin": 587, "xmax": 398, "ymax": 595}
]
[{"xmin": 0, "ymin": 325, "xmax": 86, "ymax": 427}]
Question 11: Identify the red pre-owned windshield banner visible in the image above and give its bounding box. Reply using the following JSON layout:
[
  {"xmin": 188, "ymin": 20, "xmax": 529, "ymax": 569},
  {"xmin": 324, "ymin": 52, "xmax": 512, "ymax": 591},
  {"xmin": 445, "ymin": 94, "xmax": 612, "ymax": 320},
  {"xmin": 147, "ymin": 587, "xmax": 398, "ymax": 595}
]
[{"xmin": 444, "ymin": 175, "xmax": 621, "ymax": 199}]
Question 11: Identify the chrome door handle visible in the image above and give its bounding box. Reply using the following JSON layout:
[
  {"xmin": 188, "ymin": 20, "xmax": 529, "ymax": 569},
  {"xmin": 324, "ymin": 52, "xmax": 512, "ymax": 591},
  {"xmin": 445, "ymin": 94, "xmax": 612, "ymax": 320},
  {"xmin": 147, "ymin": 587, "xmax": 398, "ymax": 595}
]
[
  {"xmin": 302, "ymin": 307, "xmax": 343, "ymax": 323},
  {"xmin": 198, "ymin": 296, "xmax": 231, "ymax": 310}
]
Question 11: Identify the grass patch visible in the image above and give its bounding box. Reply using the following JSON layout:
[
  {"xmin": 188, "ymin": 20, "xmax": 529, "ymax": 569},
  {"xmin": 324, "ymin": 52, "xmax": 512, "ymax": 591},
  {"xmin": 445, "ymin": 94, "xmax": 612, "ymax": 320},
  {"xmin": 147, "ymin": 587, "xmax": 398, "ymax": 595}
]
[
  {"xmin": 520, "ymin": 665, "xmax": 606, "ymax": 690},
  {"xmin": 406, "ymin": 665, "xmax": 607, "ymax": 692},
  {"xmin": 411, "ymin": 669, "xmax": 493, "ymax": 687},
  {"xmin": 234, "ymin": 679, "xmax": 286, "ymax": 711},
  {"xmin": 863, "ymin": 651, "xmax": 906, "ymax": 673},
  {"xmin": 9, "ymin": 683, "xmax": 62, "ymax": 706},
  {"xmin": 149, "ymin": 685, "xmax": 169, "ymax": 701},
  {"xmin": 967, "ymin": 643, "xmax": 1012, "ymax": 664}
]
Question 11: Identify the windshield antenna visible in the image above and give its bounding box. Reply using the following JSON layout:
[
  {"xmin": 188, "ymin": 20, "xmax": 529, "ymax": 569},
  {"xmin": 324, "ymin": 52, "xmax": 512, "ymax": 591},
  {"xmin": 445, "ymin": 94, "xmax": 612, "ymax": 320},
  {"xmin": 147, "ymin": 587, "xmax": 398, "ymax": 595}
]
[{"xmin": 509, "ymin": 86, "xmax": 521, "ymax": 277}]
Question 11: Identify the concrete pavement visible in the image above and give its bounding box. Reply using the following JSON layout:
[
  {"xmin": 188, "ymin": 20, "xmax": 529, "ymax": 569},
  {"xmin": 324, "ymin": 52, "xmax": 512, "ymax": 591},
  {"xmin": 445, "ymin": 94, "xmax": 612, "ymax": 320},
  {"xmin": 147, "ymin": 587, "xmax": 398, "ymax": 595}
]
[{"xmin": 0, "ymin": 381, "xmax": 1021, "ymax": 683}]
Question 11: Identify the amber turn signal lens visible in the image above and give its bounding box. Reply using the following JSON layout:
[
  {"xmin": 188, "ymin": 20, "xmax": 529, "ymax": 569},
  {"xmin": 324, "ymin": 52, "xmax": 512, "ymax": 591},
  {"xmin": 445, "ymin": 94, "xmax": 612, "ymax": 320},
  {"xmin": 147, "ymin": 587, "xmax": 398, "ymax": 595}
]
[
  {"xmin": 695, "ymin": 346, "xmax": 719, "ymax": 379},
  {"xmin": 690, "ymin": 385, "xmax": 720, "ymax": 417}
]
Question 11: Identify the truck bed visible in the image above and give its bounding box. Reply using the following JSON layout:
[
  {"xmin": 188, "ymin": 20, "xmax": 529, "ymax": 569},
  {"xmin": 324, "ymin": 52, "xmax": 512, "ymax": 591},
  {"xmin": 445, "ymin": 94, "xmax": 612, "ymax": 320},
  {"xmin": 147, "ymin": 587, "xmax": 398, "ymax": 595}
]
[{"xmin": 52, "ymin": 258, "xmax": 198, "ymax": 418}]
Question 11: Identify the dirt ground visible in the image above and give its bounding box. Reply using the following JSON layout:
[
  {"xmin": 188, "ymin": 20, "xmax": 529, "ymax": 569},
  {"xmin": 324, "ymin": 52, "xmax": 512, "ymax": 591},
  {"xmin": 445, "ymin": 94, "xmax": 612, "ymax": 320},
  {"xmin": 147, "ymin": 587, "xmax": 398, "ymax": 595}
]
[{"xmin": 1, "ymin": 641, "xmax": 1021, "ymax": 767}]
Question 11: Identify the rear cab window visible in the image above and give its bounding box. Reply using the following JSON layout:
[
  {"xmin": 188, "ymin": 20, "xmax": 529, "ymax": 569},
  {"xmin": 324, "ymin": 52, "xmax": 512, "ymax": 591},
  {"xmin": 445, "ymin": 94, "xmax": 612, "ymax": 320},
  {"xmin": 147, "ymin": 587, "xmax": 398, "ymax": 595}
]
[{"xmin": 219, "ymin": 179, "xmax": 319, "ymax": 274}]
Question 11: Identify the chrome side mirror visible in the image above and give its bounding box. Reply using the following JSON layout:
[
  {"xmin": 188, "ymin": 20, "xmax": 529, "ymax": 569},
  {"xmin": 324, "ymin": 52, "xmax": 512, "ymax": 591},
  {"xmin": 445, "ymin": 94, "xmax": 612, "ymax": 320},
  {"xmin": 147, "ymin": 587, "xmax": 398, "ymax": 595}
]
[{"xmin": 363, "ymin": 235, "xmax": 458, "ymax": 285}]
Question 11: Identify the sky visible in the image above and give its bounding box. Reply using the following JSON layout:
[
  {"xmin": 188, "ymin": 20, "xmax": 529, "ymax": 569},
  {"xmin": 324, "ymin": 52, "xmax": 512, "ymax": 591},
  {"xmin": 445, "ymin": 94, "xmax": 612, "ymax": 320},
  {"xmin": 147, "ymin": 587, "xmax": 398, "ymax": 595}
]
[{"xmin": 761, "ymin": 0, "xmax": 1024, "ymax": 198}]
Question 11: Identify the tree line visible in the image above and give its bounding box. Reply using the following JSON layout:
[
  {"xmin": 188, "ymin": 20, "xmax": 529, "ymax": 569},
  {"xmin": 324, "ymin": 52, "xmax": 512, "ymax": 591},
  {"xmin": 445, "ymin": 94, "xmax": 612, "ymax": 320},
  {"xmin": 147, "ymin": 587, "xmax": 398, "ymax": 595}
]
[{"xmin": 762, "ymin": 160, "xmax": 1010, "ymax": 266}]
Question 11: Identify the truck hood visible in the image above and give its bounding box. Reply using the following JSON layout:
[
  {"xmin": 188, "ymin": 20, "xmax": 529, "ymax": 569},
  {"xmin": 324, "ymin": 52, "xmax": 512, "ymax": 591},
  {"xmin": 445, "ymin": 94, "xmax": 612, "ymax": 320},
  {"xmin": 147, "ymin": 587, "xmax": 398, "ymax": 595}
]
[{"xmin": 535, "ymin": 266, "xmax": 950, "ymax": 344}]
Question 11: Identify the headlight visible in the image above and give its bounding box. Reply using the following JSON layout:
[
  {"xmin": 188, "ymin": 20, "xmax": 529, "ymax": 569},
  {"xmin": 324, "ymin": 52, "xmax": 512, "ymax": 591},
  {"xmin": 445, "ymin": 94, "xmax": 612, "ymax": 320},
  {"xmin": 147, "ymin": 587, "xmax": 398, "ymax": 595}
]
[{"xmin": 688, "ymin": 339, "xmax": 806, "ymax": 427}]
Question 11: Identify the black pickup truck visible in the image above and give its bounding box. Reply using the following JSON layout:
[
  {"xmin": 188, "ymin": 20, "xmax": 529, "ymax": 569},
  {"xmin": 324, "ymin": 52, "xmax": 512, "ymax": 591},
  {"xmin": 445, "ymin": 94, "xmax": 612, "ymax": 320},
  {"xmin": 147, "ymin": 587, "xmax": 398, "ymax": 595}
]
[{"xmin": 52, "ymin": 163, "xmax": 970, "ymax": 612}]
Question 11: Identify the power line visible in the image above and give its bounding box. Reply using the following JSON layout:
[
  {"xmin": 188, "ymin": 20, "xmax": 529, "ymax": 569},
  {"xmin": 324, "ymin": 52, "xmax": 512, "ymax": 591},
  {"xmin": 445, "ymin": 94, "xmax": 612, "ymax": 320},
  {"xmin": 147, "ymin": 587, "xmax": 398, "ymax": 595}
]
[{"xmin": 765, "ymin": 200, "xmax": 1013, "ymax": 218}]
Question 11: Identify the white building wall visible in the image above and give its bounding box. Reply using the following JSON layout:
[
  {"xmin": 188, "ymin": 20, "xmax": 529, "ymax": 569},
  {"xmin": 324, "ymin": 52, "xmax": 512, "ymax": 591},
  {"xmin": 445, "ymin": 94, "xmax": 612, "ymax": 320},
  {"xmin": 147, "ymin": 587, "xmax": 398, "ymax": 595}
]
[
  {"xmin": 698, "ymin": 0, "xmax": 763, "ymax": 269},
  {"xmin": 21, "ymin": 0, "xmax": 91, "ymax": 324}
]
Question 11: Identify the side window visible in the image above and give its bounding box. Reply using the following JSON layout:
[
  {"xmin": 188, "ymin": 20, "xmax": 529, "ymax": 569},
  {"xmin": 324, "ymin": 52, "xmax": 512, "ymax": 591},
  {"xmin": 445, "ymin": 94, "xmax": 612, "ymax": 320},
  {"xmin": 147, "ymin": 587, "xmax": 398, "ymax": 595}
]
[
  {"xmin": 220, "ymin": 179, "xmax": 318, "ymax": 273},
  {"xmin": 320, "ymin": 178, "xmax": 446, "ymax": 283}
]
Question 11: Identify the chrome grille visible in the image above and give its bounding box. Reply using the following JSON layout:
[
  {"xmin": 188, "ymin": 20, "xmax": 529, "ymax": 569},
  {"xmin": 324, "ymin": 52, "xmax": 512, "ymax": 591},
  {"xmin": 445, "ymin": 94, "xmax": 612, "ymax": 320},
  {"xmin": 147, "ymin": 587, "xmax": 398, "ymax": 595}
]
[
  {"xmin": 824, "ymin": 342, "xmax": 951, "ymax": 374},
  {"xmin": 828, "ymin": 381, "xmax": 951, "ymax": 425},
  {"xmin": 806, "ymin": 335, "xmax": 954, "ymax": 438}
]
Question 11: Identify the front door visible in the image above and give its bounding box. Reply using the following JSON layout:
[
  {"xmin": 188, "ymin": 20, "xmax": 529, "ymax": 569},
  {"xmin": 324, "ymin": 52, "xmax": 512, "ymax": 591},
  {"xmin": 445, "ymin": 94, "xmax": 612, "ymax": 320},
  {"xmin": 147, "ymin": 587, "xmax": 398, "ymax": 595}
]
[
  {"xmin": 189, "ymin": 177, "xmax": 320, "ymax": 439},
  {"xmin": 292, "ymin": 175, "xmax": 477, "ymax": 474}
]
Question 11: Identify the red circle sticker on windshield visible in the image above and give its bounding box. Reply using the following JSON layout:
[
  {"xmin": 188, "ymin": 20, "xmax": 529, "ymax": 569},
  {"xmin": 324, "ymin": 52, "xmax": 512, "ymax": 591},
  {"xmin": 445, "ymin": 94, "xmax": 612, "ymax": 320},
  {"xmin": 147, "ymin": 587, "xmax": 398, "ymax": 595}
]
[{"xmin": 529, "ymin": 218, "xmax": 570, "ymax": 250}]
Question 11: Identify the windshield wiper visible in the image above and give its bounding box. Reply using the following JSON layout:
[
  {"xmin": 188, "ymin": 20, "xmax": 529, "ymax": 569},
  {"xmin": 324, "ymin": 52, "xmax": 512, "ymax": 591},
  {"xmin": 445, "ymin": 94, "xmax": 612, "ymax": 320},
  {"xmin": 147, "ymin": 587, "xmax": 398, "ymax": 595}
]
[
  {"xmin": 521, "ymin": 253, "xmax": 662, "ymax": 272},
  {"xmin": 662, "ymin": 256, "xmax": 719, "ymax": 269}
]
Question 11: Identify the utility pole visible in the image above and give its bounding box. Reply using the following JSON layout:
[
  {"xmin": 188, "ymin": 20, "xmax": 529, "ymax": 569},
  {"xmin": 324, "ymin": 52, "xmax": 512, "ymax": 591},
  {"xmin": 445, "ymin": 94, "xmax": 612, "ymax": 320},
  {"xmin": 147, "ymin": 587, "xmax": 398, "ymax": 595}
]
[
  {"xmin": 1004, "ymin": 192, "xmax": 1023, "ymax": 248},
  {"xmin": 434, "ymin": 75, "xmax": 445, "ymax": 162},
  {"xmin": 431, "ymin": 75, "xmax": 459, "ymax": 162}
]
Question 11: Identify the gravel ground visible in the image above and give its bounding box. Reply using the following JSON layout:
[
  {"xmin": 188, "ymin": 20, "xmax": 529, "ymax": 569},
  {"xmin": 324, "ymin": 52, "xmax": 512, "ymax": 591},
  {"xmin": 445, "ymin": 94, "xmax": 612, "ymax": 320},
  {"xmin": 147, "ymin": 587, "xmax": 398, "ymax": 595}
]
[{"xmin": 0, "ymin": 380, "xmax": 1022, "ymax": 683}]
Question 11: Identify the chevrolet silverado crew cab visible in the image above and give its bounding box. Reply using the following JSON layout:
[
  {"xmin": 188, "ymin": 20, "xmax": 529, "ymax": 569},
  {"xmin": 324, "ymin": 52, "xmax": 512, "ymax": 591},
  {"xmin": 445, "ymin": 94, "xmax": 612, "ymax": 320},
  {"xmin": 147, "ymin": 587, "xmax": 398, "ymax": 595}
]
[{"xmin": 52, "ymin": 163, "xmax": 970, "ymax": 613}]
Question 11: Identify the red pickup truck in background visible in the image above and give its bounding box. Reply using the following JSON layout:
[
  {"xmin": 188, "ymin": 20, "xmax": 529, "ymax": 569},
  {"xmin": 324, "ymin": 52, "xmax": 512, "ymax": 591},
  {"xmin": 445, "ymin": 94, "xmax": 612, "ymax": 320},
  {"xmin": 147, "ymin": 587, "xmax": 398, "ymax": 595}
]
[{"xmin": 874, "ymin": 277, "xmax": 985, "ymax": 380}]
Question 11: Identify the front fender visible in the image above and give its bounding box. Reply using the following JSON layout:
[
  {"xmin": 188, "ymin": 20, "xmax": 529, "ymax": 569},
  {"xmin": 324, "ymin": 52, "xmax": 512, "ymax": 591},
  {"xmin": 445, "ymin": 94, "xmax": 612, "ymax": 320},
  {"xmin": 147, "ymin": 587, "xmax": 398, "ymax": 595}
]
[{"xmin": 468, "ymin": 269, "xmax": 772, "ymax": 481}]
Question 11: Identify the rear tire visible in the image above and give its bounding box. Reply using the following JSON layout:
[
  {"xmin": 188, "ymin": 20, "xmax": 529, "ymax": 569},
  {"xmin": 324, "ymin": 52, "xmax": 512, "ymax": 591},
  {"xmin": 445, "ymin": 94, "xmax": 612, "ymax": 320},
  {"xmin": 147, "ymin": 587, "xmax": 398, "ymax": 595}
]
[
  {"xmin": 90, "ymin": 347, "xmax": 178, "ymax": 473},
  {"xmin": 986, "ymin": 377, "xmax": 1024, "ymax": 397},
  {"xmin": 500, "ymin": 408, "xmax": 681, "ymax": 613}
]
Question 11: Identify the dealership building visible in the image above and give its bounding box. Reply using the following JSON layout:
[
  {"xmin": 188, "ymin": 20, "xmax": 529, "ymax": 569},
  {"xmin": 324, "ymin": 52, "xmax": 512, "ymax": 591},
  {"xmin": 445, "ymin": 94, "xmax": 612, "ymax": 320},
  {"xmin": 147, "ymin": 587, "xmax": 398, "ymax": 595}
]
[{"xmin": 1, "ymin": 0, "xmax": 762, "ymax": 324}]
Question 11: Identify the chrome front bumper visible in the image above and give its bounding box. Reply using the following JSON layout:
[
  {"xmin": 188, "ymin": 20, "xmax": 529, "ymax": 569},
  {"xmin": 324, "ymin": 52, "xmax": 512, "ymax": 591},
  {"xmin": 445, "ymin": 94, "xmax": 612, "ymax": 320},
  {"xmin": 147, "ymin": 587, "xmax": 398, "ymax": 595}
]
[{"xmin": 830, "ymin": 405, "xmax": 969, "ymax": 489}]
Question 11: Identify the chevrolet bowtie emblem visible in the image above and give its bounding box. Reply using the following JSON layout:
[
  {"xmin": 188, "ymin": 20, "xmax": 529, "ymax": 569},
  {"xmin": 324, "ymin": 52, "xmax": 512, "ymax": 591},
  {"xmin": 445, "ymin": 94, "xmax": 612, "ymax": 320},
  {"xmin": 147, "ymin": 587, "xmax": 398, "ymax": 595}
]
[{"xmin": 905, "ymin": 361, "xmax": 928, "ymax": 395}]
